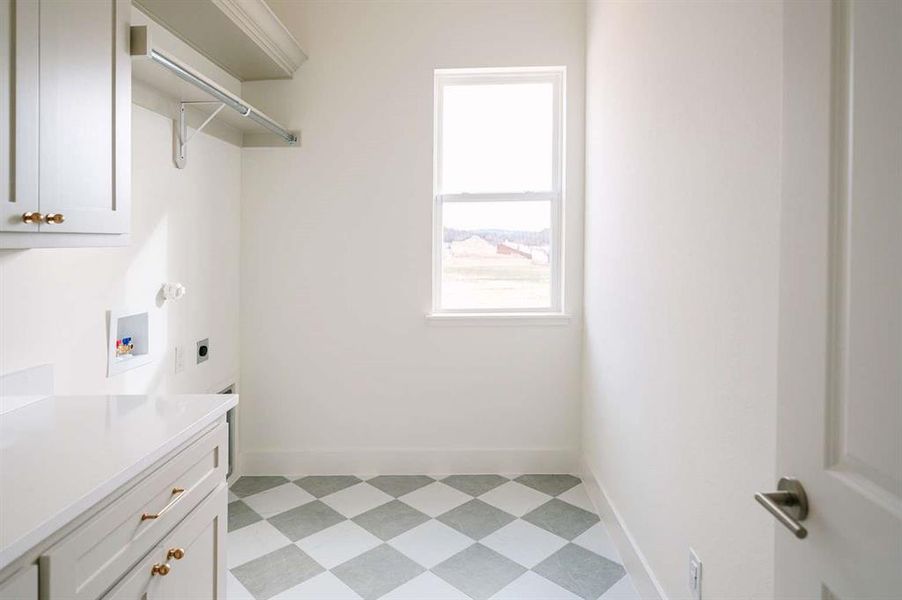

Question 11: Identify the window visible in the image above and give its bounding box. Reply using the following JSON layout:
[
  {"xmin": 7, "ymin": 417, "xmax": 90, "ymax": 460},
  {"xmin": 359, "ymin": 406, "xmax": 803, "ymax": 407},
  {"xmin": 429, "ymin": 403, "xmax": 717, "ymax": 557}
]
[{"xmin": 433, "ymin": 68, "xmax": 564, "ymax": 314}]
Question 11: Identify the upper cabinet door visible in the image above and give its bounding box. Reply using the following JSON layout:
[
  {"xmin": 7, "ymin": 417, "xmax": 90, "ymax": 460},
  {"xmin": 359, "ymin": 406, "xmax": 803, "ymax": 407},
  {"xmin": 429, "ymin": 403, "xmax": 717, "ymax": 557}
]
[
  {"xmin": 0, "ymin": 0, "xmax": 39, "ymax": 231},
  {"xmin": 1, "ymin": 0, "xmax": 130, "ymax": 237},
  {"xmin": 38, "ymin": 0, "xmax": 131, "ymax": 234}
]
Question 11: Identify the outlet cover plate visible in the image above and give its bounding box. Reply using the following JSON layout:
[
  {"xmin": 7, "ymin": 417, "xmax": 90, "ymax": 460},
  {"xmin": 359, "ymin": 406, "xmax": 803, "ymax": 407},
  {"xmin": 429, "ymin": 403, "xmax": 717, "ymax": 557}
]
[{"xmin": 689, "ymin": 548, "xmax": 702, "ymax": 600}]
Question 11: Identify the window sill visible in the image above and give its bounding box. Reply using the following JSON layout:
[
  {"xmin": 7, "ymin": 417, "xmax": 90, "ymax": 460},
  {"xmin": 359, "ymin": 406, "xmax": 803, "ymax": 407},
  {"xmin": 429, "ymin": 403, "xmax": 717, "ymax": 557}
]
[{"xmin": 425, "ymin": 312, "xmax": 572, "ymax": 326}]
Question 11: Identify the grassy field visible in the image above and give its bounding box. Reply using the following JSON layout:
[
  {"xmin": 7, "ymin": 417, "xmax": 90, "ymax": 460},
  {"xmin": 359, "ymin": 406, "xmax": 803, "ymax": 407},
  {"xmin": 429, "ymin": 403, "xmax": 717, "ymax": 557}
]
[{"xmin": 441, "ymin": 255, "xmax": 550, "ymax": 309}]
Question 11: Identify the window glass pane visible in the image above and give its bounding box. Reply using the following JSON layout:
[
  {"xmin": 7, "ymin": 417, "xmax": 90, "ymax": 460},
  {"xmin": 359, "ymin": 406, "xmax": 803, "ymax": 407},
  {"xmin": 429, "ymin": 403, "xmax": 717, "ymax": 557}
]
[
  {"xmin": 441, "ymin": 201, "xmax": 552, "ymax": 309},
  {"xmin": 441, "ymin": 82, "xmax": 553, "ymax": 194}
]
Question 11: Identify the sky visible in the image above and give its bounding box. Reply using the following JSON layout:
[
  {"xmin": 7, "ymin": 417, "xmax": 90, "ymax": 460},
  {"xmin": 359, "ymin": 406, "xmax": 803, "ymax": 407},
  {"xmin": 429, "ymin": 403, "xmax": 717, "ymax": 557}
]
[
  {"xmin": 443, "ymin": 201, "xmax": 550, "ymax": 232},
  {"xmin": 439, "ymin": 81, "xmax": 554, "ymax": 233}
]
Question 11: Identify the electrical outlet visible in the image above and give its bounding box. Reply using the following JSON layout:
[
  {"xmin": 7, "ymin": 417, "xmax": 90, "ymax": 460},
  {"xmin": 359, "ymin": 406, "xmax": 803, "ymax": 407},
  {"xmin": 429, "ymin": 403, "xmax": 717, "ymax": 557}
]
[
  {"xmin": 174, "ymin": 345, "xmax": 185, "ymax": 374},
  {"xmin": 197, "ymin": 338, "xmax": 210, "ymax": 364},
  {"xmin": 689, "ymin": 548, "xmax": 702, "ymax": 600}
]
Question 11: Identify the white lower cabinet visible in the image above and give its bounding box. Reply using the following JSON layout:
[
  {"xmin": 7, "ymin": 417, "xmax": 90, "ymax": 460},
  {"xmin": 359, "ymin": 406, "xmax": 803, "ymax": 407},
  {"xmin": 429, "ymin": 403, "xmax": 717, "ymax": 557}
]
[
  {"xmin": 105, "ymin": 484, "xmax": 226, "ymax": 600},
  {"xmin": 157, "ymin": 485, "xmax": 226, "ymax": 600},
  {"xmin": 0, "ymin": 566, "xmax": 37, "ymax": 600},
  {"xmin": 0, "ymin": 421, "xmax": 228, "ymax": 600},
  {"xmin": 102, "ymin": 549, "xmax": 163, "ymax": 600}
]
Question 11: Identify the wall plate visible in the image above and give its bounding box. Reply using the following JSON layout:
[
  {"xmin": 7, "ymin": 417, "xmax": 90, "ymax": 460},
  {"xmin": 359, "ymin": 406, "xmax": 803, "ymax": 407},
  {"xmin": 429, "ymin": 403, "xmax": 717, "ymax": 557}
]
[{"xmin": 689, "ymin": 548, "xmax": 702, "ymax": 600}]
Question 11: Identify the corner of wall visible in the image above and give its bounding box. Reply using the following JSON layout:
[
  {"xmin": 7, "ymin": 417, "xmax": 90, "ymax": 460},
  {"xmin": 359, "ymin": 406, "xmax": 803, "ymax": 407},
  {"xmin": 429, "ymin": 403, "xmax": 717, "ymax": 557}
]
[{"xmin": 580, "ymin": 457, "xmax": 667, "ymax": 600}]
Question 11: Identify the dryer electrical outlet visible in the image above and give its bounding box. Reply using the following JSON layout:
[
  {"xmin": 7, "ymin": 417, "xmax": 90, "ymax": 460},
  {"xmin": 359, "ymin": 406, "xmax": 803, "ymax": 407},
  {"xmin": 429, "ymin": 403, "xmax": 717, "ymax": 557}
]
[{"xmin": 197, "ymin": 338, "xmax": 210, "ymax": 364}]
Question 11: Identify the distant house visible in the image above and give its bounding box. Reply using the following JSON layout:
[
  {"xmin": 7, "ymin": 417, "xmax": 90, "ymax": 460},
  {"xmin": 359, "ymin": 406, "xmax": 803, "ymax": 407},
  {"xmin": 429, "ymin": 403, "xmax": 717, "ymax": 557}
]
[
  {"xmin": 450, "ymin": 235, "xmax": 497, "ymax": 257},
  {"xmin": 497, "ymin": 242, "xmax": 532, "ymax": 259}
]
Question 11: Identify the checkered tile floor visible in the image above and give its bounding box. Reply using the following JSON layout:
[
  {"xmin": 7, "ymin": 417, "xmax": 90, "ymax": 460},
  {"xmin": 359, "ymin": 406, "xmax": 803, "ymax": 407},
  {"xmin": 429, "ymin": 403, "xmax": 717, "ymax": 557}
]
[{"xmin": 227, "ymin": 475, "xmax": 639, "ymax": 600}]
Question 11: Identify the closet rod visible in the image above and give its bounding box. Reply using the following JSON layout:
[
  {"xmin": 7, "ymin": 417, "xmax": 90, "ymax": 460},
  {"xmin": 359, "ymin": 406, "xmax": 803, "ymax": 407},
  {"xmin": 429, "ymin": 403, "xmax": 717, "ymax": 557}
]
[{"xmin": 149, "ymin": 49, "xmax": 299, "ymax": 145}]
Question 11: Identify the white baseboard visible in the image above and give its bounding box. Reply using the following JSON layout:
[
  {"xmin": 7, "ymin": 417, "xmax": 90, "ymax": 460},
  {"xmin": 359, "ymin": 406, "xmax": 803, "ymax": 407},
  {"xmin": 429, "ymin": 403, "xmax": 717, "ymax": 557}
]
[
  {"xmin": 580, "ymin": 457, "xmax": 669, "ymax": 600},
  {"xmin": 240, "ymin": 448, "xmax": 578, "ymax": 476}
]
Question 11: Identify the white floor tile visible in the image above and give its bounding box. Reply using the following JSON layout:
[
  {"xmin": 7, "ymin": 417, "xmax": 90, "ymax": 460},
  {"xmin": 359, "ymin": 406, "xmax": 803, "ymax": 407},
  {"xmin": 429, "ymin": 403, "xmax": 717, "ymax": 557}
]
[
  {"xmin": 478, "ymin": 481, "xmax": 550, "ymax": 517},
  {"xmin": 480, "ymin": 520, "xmax": 567, "ymax": 568},
  {"xmin": 572, "ymin": 523, "xmax": 622, "ymax": 563},
  {"xmin": 490, "ymin": 571, "xmax": 581, "ymax": 600},
  {"xmin": 227, "ymin": 520, "xmax": 293, "ymax": 569},
  {"xmin": 598, "ymin": 575, "xmax": 640, "ymax": 600},
  {"xmin": 380, "ymin": 571, "xmax": 471, "ymax": 599},
  {"xmin": 398, "ymin": 482, "xmax": 471, "ymax": 517},
  {"xmin": 388, "ymin": 520, "xmax": 473, "ymax": 568},
  {"xmin": 242, "ymin": 483, "xmax": 316, "ymax": 518},
  {"xmin": 295, "ymin": 520, "xmax": 382, "ymax": 569},
  {"xmin": 558, "ymin": 484, "xmax": 596, "ymax": 513},
  {"xmin": 270, "ymin": 571, "xmax": 363, "ymax": 599},
  {"xmin": 321, "ymin": 483, "xmax": 394, "ymax": 518},
  {"xmin": 227, "ymin": 571, "xmax": 256, "ymax": 600}
]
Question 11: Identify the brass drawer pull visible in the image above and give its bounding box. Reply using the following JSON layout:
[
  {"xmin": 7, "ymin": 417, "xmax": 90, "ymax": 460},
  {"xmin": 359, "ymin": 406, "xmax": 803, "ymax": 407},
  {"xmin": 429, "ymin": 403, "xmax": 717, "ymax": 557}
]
[
  {"xmin": 167, "ymin": 548, "xmax": 185, "ymax": 560},
  {"xmin": 44, "ymin": 213, "xmax": 65, "ymax": 224},
  {"xmin": 151, "ymin": 563, "xmax": 171, "ymax": 576},
  {"xmin": 22, "ymin": 212, "xmax": 44, "ymax": 224},
  {"xmin": 141, "ymin": 487, "xmax": 186, "ymax": 521}
]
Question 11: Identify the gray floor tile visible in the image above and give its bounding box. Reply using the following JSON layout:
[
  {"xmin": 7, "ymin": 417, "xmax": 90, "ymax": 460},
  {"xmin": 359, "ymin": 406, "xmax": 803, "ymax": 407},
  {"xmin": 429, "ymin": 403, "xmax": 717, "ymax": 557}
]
[
  {"xmin": 514, "ymin": 474, "xmax": 581, "ymax": 497},
  {"xmin": 533, "ymin": 543, "xmax": 626, "ymax": 600},
  {"xmin": 231, "ymin": 544, "xmax": 324, "ymax": 600},
  {"xmin": 229, "ymin": 500, "xmax": 263, "ymax": 532},
  {"xmin": 437, "ymin": 499, "xmax": 516, "ymax": 540},
  {"xmin": 294, "ymin": 475, "xmax": 362, "ymax": 498},
  {"xmin": 332, "ymin": 544, "xmax": 425, "ymax": 600},
  {"xmin": 432, "ymin": 543, "xmax": 526, "ymax": 600},
  {"xmin": 352, "ymin": 500, "xmax": 430, "ymax": 541},
  {"xmin": 442, "ymin": 474, "xmax": 509, "ymax": 497},
  {"xmin": 524, "ymin": 499, "xmax": 600, "ymax": 540},
  {"xmin": 229, "ymin": 474, "xmax": 635, "ymax": 600},
  {"xmin": 231, "ymin": 476, "xmax": 290, "ymax": 498},
  {"xmin": 367, "ymin": 475, "xmax": 435, "ymax": 498},
  {"xmin": 269, "ymin": 500, "xmax": 346, "ymax": 541}
]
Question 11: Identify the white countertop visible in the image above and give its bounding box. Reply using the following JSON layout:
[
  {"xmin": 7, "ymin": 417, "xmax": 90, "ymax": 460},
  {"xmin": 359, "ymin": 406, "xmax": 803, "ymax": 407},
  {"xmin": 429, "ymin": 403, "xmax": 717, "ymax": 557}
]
[{"xmin": 0, "ymin": 394, "xmax": 238, "ymax": 572}]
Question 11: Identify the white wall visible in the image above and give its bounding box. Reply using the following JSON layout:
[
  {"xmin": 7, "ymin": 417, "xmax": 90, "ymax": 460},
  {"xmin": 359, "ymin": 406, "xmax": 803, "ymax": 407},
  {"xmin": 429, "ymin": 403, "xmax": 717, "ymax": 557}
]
[
  {"xmin": 583, "ymin": 1, "xmax": 781, "ymax": 598},
  {"xmin": 239, "ymin": 0, "xmax": 586, "ymax": 474},
  {"xmin": 0, "ymin": 106, "xmax": 240, "ymax": 396}
]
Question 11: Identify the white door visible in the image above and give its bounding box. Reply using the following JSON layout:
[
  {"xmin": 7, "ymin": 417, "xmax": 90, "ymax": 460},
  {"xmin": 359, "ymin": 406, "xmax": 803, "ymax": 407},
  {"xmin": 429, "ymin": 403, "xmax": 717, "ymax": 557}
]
[{"xmin": 774, "ymin": 0, "xmax": 902, "ymax": 597}]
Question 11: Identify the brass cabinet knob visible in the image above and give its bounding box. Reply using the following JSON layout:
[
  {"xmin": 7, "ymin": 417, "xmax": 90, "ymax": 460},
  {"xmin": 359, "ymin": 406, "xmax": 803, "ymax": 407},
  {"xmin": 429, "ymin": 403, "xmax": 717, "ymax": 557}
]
[
  {"xmin": 167, "ymin": 548, "xmax": 185, "ymax": 560},
  {"xmin": 45, "ymin": 213, "xmax": 65, "ymax": 224},
  {"xmin": 151, "ymin": 563, "xmax": 171, "ymax": 576},
  {"xmin": 22, "ymin": 212, "xmax": 44, "ymax": 224}
]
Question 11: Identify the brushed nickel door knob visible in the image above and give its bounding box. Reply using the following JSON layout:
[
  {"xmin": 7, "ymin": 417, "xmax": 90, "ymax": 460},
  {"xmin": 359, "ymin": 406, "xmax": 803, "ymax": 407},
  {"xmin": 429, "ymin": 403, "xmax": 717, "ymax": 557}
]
[{"xmin": 755, "ymin": 477, "xmax": 809, "ymax": 539}]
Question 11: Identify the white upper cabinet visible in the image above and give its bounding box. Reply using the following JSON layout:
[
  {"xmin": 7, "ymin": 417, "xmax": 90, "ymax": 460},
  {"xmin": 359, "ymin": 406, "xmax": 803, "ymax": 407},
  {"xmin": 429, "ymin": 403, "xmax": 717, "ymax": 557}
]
[{"xmin": 1, "ymin": 0, "xmax": 131, "ymax": 248}]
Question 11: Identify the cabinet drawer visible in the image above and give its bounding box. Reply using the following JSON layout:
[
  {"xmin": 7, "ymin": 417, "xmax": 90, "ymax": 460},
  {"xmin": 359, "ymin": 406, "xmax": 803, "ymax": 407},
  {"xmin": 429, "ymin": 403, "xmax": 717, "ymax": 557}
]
[
  {"xmin": 102, "ymin": 484, "xmax": 227, "ymax": 600},
  {"xmin": 42, "ymin": 423, "xmax": 227, "ymax": 600}
]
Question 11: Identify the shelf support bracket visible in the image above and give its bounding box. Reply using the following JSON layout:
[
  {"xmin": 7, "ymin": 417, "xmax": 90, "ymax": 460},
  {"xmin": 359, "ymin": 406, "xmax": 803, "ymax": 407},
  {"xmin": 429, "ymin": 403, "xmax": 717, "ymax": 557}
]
[{"xmin": 174, "ymin": 101, "xmax": 226, "ymax": 169}]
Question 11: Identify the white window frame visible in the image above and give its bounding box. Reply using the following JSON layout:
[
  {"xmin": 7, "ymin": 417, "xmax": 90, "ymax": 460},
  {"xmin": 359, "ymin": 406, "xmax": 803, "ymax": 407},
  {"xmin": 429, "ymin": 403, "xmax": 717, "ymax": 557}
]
[{"xmin": 432, "ymin": 67, "xmax": 565, "ymax": 315}]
